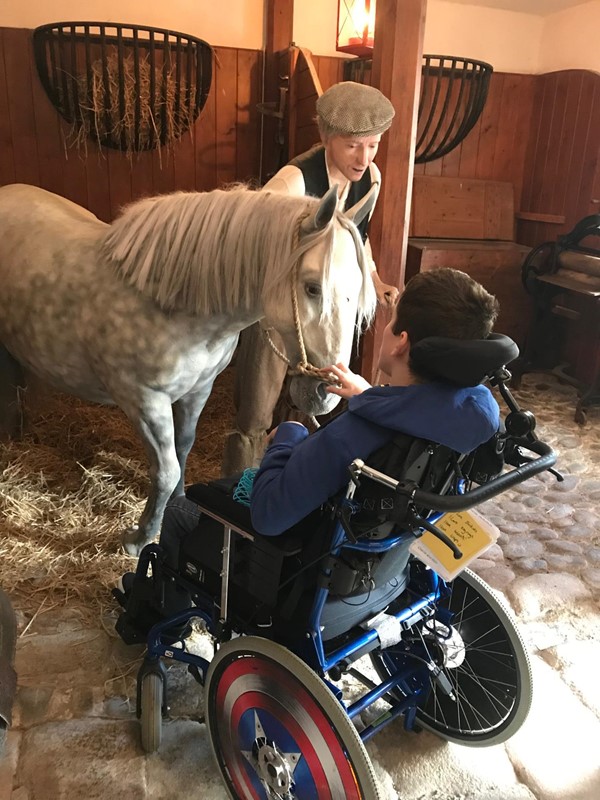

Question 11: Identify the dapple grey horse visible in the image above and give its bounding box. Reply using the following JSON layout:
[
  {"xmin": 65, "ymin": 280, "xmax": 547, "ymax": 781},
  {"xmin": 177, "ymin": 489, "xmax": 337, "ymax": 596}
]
[{"xmin": 0, "ymin": 183, "xmax": 376, "ymax": 555}]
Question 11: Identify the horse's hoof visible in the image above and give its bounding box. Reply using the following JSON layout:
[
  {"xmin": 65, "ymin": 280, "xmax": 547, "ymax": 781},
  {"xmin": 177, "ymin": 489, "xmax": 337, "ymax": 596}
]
[{"xmin": 121, "ymin": 526, "xmax": 146, "ymax": 558}]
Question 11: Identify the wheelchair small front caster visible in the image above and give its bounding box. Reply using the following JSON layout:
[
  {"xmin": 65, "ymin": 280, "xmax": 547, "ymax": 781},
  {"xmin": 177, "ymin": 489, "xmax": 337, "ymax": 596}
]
[
  {"xmin": 140, "ymin": 672, "xmax": 164, "ymax": 753},
  {"xmin": 137, "ymin": 658, "xmax": 168, "ymax": 753}
]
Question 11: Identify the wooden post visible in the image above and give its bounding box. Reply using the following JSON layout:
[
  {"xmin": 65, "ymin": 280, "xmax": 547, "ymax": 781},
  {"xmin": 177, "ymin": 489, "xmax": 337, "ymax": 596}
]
[
  {"xmin": 361, "ymin": 0, "xmax": 427, "ymax": 381},
  {"xmin": 262, "ymin": 0, "xmax": 294, "ymax": 182}
]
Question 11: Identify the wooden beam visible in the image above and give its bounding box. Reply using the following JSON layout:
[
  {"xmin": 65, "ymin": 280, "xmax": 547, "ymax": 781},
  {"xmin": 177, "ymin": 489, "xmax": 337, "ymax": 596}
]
[
  {"xmin": 266, "ymin": 0, "xmax": 294, "ymax": 54},
  {"xmin": 361, "ymin": 0, "xmax": 427, "ymax": 382},
  {"xmin": 262, "ymin": 0, "xmax": 294, "ymax": 182}
]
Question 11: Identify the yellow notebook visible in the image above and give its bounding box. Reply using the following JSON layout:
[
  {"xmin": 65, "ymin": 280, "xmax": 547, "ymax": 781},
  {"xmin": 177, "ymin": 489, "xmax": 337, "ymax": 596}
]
[{"xmin": 409, "ymin": 509, "xmax": 500, "ymax": 581}]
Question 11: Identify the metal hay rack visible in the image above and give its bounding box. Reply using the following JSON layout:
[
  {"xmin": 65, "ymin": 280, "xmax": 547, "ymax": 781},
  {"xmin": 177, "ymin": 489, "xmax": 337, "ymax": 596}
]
[
  {"xmin": 33, "ymin": 21, "xmax": 213, "ymax": 153},
  {"xmin": 345, "ymin": 54, "xmax": 493, "ymax": 163}
]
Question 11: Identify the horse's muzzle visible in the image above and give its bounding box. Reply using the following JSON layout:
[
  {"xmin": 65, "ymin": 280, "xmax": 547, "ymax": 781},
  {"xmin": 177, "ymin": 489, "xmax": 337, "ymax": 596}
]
[{"xmin": 288, "ymin": 374, "xmax": 341, "ymax": 417}]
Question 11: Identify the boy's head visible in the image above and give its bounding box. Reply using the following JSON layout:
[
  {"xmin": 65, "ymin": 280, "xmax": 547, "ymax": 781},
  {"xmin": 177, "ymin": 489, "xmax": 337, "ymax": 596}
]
[
  {"xmin": 379, "ymin": 269, "xmax": 499, "ymax": 381},
  {"xmin": 393, "ymin": 269, "xmax": 498, "ymax": 341}
]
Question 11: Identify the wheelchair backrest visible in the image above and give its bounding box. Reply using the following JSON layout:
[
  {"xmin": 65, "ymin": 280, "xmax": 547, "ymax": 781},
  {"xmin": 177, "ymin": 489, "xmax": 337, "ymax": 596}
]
[{"xmin": 349, "ymin": 433, "xmax": 464, "ymax": 539}]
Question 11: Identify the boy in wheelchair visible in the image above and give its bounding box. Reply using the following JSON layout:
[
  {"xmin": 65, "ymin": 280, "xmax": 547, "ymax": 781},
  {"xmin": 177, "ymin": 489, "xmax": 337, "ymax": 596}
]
[
  {"xmin": 114, "ymin": 268, "xmax": 557, "ymax": 790},
  {"xmin": 116, "ymin": 269, "xmax": 499, "ymax": 633}
]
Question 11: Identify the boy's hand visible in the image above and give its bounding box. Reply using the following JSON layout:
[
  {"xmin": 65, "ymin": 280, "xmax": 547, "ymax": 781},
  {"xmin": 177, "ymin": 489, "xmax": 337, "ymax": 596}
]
[
  {"xmin": 325, "ymin": 363, "xmax": 372, "ymax": 399},
  {"xmin": 265, "ymin": 421, "xmax": 305, "ymax": 445}
]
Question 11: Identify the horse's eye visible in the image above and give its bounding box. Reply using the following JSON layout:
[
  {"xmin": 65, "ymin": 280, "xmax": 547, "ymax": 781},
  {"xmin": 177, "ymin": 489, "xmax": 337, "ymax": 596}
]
[{"xmin": 305, "ymin": 282, "xmax": 322, "ymax": 299}]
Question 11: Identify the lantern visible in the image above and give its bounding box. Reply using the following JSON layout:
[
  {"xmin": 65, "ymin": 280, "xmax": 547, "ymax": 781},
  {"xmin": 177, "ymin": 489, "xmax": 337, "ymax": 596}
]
[{"xmin": 336, "ymin": 0, "xmax": 375, "ymax": 58}]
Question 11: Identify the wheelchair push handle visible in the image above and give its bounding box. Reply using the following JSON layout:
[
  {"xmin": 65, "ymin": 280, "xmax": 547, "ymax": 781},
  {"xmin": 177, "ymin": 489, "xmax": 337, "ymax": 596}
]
[{"xmin": 349, "ymin": 438, "xmax": 557, "ymax": 515}]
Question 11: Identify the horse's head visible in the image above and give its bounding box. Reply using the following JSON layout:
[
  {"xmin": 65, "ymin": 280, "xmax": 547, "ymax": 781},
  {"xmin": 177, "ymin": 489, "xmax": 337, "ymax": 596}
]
[{"xmin": 261, "ymin": 187, "xmax": 377, "ymax": 416}]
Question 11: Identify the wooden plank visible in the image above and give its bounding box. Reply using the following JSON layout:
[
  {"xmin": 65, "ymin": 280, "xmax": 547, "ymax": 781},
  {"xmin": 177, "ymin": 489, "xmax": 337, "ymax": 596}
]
[
  {"xmin": 214, "ymin": 47, "xmax": 238, "ymax": 186},
  {"xmin": 484, "ymin": 180, "xmax": 514, "ymax": 240},
  {"xmin": 475, "ymin": 72, "xmax": 504, "ymax": 179},
  {"xmin": 85, "ymin": 143, "xmax": 112, "ymax": 222},
  {"xmin": 559, "ymin": 72, "xmax": 595, "ymax": 233},
  {"xmin": 537, "ymin": 72, "xmax": 569, "ymax": 220},
  {"xmin": 509, "ymin": 74, "xmax": 536, "ymax": 210},
  {"xmin": 0, "ymin": 30, "xmax": 16, "ymax": 185},
  {"xmin": 411, "ymin": 176, "xmax": 514, "ymax": 240},
  {"xmin": 551, "ymin": 71, "xmax": 585, "ymax": 225},
  {"xmin": 3, "ymin": 28, "xmax": 40, "ymax": 186},
  {"xmin": 515, "ymin": 212, "xmax": 566, "ymax": 223},
  {"xmin": 194, "ymin": 58, "xmax": 217, "ymax": 190},
  {"xmin": 29, "ymin": 30, "xmax": 65, "ymax": 197},
  {"xmin": 575, "ymin": 77, "xmax": 600, "ymax": 223},
  {"xmin": 131, "ymin": 150, "xmax": 154, "ymax": 200},
  {"xmin": 235, "ymin": 48, "xmax": 261, "ymax": 183},
  {"xmin": 59, "ymin": 118, "xmax": 89, "ymax": 210},
  {"xmin": 298, "ymin": 47, "xmax": 323, "ymax": 96},
  {"xmin": 266, "ymin": 0, "xmax": 293, "ymax": 54},
  {"xmin": 457, "ymin": 111, "xmax": 481, "ymax": 177},
  {"xmin": 107, "ymin": 149, "xmax": 132, "ymax": 220},
  {"xmin": 492, "ymin": 73, "xmax": 524, "ymax": 187},
  {"xmin": 527, "ymin": 75, "xmax": 558, "ymax": 243},
  {"xmin": 316, "ymin": 56, "xmax": 340, "ymax": 92},
  {"xmin": 172, "ymin": 128, "xmax": 197, "ymax": 192},
  {"xmin": 130, "ymin": 148, "xmax": 155, "ymax": 201},
  {"xmin": 519, "ymin": 73, "xmax": 546, "ymax": 214},
  {"xmin": 440, "ymin": 137, "xmax": 461, "ymax": 178},
  {"xmin": 152, "ymin": 144, "xmax": 175, "ymax": 196}
]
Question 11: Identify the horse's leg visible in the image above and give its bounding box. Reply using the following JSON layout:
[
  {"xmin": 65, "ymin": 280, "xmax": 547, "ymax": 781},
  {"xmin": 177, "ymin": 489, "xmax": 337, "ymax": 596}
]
[
  {"xmin": 119, "ymin": 392, "xmax": 181, "ymax": 557},
  {"xmin": 171, "ymin": 389, "xmax": 211, "ymax": 497},
  {"xmin": 221, "ymin": 323, "xmax": 289, "ymax": 475}
]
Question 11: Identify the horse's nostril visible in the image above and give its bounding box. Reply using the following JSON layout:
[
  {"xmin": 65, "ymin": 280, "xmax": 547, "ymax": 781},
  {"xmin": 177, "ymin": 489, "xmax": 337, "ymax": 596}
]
[{"xmin": 316, "ymin": 382, "xmax": 328, "ymax": 401}]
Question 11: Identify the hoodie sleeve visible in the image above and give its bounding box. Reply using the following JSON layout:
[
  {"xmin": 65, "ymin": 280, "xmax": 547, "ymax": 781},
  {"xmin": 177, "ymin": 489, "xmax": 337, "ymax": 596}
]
[{"xmin": 250, "ymin": 417, "xmax": 388, "ymax": 536}]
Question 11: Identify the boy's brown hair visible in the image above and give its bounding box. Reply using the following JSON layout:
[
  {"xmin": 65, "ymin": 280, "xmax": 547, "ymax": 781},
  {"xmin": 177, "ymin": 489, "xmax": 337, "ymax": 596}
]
[{"xmin": 393, "ymin": 268, "xmax": 499, "ymax": 343}]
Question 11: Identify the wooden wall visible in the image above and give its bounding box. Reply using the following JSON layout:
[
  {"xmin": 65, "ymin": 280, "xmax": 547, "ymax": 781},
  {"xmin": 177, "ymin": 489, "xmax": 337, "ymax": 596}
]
[
  {"xmin": 412, "ymin": 72, "xmax": 537, "ymax": 224},
  {"xmin": 2, "ymin": 26, "xmax": 598, "ymax": 254},
  {"xmin": 0, "ymin": 27, "xmax": 263, "ymax": 221},
  {"xmin": 518, "ymin": 69, "xmax": 600, "ymax": 247}
]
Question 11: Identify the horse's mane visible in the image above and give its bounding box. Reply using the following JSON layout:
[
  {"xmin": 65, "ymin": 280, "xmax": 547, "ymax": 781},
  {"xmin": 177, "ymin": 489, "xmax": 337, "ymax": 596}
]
[{"xmin": 101, "ymin": 186, "xmax": 375, "ymax": 329}]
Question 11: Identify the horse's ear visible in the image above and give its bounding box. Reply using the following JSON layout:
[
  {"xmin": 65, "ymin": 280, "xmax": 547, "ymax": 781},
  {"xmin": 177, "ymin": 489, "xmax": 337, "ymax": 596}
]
[
  {"xmin": 344, "ymin": 182, "xmax": 378, "ymax": 228},
  {"xmin": 300, "ymin": 186, "xmax": 339, "ymax": 235}
]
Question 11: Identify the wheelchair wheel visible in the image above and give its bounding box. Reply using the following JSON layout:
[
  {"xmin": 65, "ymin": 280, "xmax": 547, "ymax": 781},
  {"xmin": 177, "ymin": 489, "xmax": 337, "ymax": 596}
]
[
  {"xmin": 371, "ymin": 568, "xmax": 532, "ymax": 746},
  {"xmin": 205, "ymin": 636, "xmax": 382, "ymax": 799},
  {"xmin": 140, "ymin": 672, "xmax": 163, "ymax": 753}
]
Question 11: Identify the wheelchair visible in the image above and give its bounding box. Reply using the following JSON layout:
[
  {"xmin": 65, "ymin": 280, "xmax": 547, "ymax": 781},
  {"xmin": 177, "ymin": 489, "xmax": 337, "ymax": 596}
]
[{"xmin": 113, "ymin": 335, "xmax": 558, "ymax": 800}]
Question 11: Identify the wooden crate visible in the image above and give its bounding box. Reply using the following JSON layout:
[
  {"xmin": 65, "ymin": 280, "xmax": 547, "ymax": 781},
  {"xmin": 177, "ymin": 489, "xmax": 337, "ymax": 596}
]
[{"xmin": 410, "ymin": 176, "xmax": 515, "ymax": 240}]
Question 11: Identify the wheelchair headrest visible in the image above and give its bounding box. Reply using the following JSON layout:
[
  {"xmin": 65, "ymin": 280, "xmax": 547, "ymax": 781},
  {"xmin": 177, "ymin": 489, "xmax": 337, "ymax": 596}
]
[{"xmin": 410, "ymin": 333, "xmax": 519, "ymax": 387}]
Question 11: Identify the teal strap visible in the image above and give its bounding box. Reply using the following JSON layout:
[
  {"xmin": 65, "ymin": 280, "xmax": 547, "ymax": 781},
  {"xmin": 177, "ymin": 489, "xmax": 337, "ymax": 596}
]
[{"xmin": 232, "ymin": 467, "xmax": 259, "ymax": 507}]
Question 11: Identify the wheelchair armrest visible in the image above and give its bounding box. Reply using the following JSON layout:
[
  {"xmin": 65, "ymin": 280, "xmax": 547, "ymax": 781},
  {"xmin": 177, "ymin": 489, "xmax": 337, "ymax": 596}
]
[
  {"xmin": 350, "ymin": 437, "xmax": 556, "ymax": 515},
  {"xmin": 184, "ymin": 482, "xmax": 305, "ymax": 556}
]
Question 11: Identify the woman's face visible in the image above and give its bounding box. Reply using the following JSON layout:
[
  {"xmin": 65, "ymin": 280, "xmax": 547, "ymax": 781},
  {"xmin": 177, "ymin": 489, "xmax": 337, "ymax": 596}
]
[{"xmin": 324, "ymin": 133, "xmax": 381, "ymax": 183}]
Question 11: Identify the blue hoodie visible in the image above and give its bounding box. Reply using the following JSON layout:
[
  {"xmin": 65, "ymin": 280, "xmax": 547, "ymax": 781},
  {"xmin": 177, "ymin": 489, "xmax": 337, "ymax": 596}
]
[{"xmin": 250, "ymin": 382, "xmax": 499, "ymax": 536}]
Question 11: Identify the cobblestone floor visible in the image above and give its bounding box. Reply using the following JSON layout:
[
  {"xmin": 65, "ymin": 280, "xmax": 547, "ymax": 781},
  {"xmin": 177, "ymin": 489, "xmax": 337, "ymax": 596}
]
[{"xmin": 1, "ymin": 373, "xmax": 599, "ymax": 800}]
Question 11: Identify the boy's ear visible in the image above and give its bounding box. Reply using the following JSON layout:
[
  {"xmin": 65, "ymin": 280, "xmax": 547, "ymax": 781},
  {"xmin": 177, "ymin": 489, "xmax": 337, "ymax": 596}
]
[{"xmin": 391, "ymin": 330, "xmax": 410, "ymax": 356}]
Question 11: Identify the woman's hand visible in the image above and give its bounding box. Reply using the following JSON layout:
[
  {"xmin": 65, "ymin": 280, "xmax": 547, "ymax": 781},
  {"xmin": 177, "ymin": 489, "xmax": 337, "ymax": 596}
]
[{"xmin": 324, "ymin": 363, "xmax": 372, "ymax": 399}]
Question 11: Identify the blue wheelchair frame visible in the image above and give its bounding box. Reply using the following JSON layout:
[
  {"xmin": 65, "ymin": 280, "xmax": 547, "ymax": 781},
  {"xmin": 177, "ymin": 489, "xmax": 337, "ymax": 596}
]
[{"xmin": 136, "ymin": 518, "xmax": 446, "ymax": 748}]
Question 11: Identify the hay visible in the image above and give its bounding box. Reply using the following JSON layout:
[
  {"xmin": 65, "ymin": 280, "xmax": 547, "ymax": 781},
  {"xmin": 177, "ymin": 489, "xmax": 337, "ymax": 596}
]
[
  {"xmin": 0, "ymin": 368, "xmax": 234, "ymax": 620},
  {"xmin": 63, "ymin": 51, "xmax": 198, "ymax": 159}
]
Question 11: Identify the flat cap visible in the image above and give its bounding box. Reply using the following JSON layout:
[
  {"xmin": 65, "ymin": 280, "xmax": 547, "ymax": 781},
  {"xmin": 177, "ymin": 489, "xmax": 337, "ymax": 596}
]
[{"xmin": 316, "ymin": 81, "xmax": 395, "ymax": 138}]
